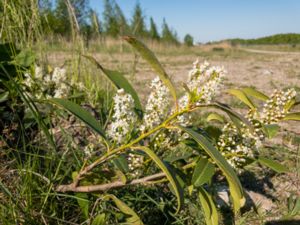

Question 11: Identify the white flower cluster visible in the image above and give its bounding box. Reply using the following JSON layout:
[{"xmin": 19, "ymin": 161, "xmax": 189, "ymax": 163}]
[
  {"xmin": 23, "ymin": 65, "xmax": 85, "ymax": 99},
  {"xmin": 51, "ymin": 67, "xmax": 70, "ymax": 98},
  {"xmin": 140, "ymin": 76, "xmax": 169, "ymax": 132},
  {"xmin": 128, "ymin": 153, "xmax": 144, "ymax": 177},
  {"xmin": 217, "ymin": 123, "xmax": 262, "ymax": 169},
  {"xmin": 260, "ymin": 89, "xmax": 297, "ymax": 124},
  {"xmin": 107, "ymin": 89, "xmax": 137, "ymax": 144},
  {"xmin": 187, "ymin": 59, "xmax": 226, "ymax": 104}
]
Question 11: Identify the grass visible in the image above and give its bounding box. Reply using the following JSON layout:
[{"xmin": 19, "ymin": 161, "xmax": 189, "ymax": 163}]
[{"xmin": 1, "ymin": 1, "xmax": 300, "ymax": 224}]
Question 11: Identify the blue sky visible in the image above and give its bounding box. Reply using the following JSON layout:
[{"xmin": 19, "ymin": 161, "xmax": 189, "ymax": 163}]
[{"xmin": 89, "ymin": 0, "xmax": 300, "ymax": 43}]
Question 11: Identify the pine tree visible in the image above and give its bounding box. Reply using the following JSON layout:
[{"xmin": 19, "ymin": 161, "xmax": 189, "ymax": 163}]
[
  {"xmin": 53, "ymin": 0, "xmax": 89, "ymax": 36},
  {"xmin": 103, "ymin": 0, "xmax": 119, "ymax": 37},
  {"xmin": 161, "ymin": 18, "xmax": 179, "ymax": 44},
  {"xmin": 131, "ymin": 2, "xmax": 146, "ymax": 37},
  {"xmin": 149, "ymin": 17, "xmax": 160, "ymax": 40},
  {"xmin": 115, "ymin": 2, "xmax": 129, "ymax": 35}
]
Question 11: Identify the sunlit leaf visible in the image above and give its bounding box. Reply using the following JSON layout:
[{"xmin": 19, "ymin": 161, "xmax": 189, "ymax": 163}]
[
  {"xmin": 227, "ymin": 89, "xmax": 256, "ymax": 109},
  {"xmin": 198, "ymin": 187, "xmax": 218, "ymax": 225},
  {"xmin": 283, "ymin": 112, "xmax": 300, "ymax": 121},
  {"xmin": 83, "ymin": 55, "xmax": 142, "ymax": 114},
  {"xmin": 123, "ymin": 36, "xmax": 177, "ymax": 105},
  {"xmin": 103, "ymin": 194, "xmax": 144, "ymax": 225},
  {"xmin": 179, "ymin": 126, "xmax": 245, "ymax": 212},
  {"xmin": 258, "ymin": 157, "xmax": 289, "ymax": 173},
  {"xmin": 91, "ymin": 213, "xmax": 106, "ymax": 225},
  {"xmin": 192, "ymin": 158, "xmax": 215, "ymax": 187},
  {"xmin": 241, "ymin": 87, "xmax": 269, "ymax": 101}
]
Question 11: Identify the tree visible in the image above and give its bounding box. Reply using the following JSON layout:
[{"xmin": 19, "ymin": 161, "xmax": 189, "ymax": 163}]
[
  {"xmin": 149, "ymin": 17, "xmax": 160, "ymax": 40},
  {"xmin": 131, "ymin": 2, "xmax": 146, "ymax": 37},
  {"xmin": 53, "ymin": 0, "xmax": 89, "ymax": 36},
  {"xmin": 184, "ymin": 34, "xmax": 194, "ymax": 46},
  {"xmin": 115, "ymin": 2, "xmax": 129, "ymax": 35},
  {"xmin": 102, "ymin": 0, "xmax": 119, "ymax": 37},
  {"xmin": 161, "ymin": 18, "xmax": 179, "ymax": 45}
]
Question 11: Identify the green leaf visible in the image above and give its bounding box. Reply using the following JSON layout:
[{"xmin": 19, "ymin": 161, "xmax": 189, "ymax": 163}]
[
  {"xmin": 103, "ymin": 194, "xmax": 143, "ymax": 225},
  {"xmin": 51, "ymin": 98, "xmax": 106, "ymax": 139},
  {"xmin": 179, "ymin": 126, "xmax": 245, "ymax": 213},
  {"xmin": 212, "ymin": 102, "xmax": 253, "ymax": 131},
  {"xmin": 123, "ymin": 36, "xmax": 177, "ymax": 105},
  {"xmin": 198, "ymin": 187, "xmax": 218, "ymax": 225},
  {"xmin": 113, "ymin": 154, "xmax": 129, "ymax": 173},
  {"xmin": 262, "ymin": 124, "xmax": 280, "ymax": 138},
  {"xmin": 91, "ymin": 213, "xmax": 106, "ymax": 225},
  {"xmin": 13, "ymin": 49, "xmax": 35, "ymax": 67},
  {"xmin": 290, "ymin": 198, "xmax": 300, "ymax": 217},
  {"xmin": 283, "ymin": 112, "xmax": 300, "ymax": 121},
  {"xmin": 75, "ymin": 193, "xmax": 89, "ymax": 219},
  {"xmin": 135, "ymin": 146, "xmax": 184, "ymax": 214},
  {"xmin": 227, "ymin": 89, "xmax": 256, "ymax": 109},
  {"xmin": 192, "ymin": 158, "xmax": 215, "ymax": 187},
  {"xmin": 241, "ymin": 87, "xmax": 269, "ymax": 101},
  {"xmin": 82, "ymin": 55, "xmax": 142, "ymax": 114},
  {"xmin": 0, "ymin": 91, "xmax": 9, "ymax": 103},
  {"xmin": 258, "ymin": 157, "xmax": 289, "ymax": 173},
  {"xmin": 207, "ymin": 113, "xmax": 225, "ymax": 123}
]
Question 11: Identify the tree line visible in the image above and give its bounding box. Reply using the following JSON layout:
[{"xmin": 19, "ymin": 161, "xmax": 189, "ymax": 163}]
[{"xmin": 38, "ymin": 0, "xmax": 194, "ymax": 46}]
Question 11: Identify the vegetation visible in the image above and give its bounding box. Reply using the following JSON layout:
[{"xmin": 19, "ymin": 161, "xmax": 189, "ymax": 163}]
[
  {"xmin": 227, "ymin": 33, "xmax": 300, "ymax": 46},
  {"xmin": 1, "ymin": 1, "xmax": 300, "ymax": 225}
]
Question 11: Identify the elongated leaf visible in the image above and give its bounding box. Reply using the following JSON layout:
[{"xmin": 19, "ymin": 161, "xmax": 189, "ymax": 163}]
[
  {"xmin": 213, "ymin": 102, "xmax": 253, "ymax": 131},
  {"xmin": 91, "ymin": 213, "xmax": 106, "ymax": 225},
  {"xmin": 258, "ymin": 157, "xmax": 289, "ymax": 173},
  {"xmin": 103, "ymin": 194, "xmax": 143, "ymax": 225},
  {"xmin": 0, "ymin": 91, "xmax": 9, "ymax": 103},
  {"xmin": 135, "ymin": 146, "xmax": 184, "ymax": 214},
  {"xmin": 283, "ymin": 112, "xmax": 300, "ymax": 121},
  {"xmin": 242, "ymin": 87, "xmax": 269, "ymax": 101},
  {"xmin": 192, "ymin": 158, "xmax": 215, "ymax": 187},
  {"xmin": 198, "ymin": 187, "xmax": 218, "ymax": 225},
  {"xmin": 51, "ymin": 98, "xmax": 106, "ymax": 139},
  {"xmin": 262, "ymin": 124, "xmax": 280, "ymax": 138},
  {"xmin": 75, "ymin": 193, "xmax": 89, "ymax": 219},
  {"xmin": 227, "ymin": 89, "xmax": 256, "ymax": 109},
  {"xmin": 179, "ymin": 126, "xmax": 245, "ymax": 212},
  {"xmin": 123, "ymin": 36, "xmax": 177, "ymax": 104},
  {"xmin": 207, "ymin": 113, "xmax": 225, "ymax": 123},
  {"xmin": 83, "ymin": 55, "xmax": 142, "ymax": 113},
  {"xmin": 13, "ymin": 49, "xmax": 35, "ymax": 67}
]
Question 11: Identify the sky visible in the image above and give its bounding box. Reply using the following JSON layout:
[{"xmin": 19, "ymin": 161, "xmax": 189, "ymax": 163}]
[{"xmin": 89, "ymin": 0, "xmax": 300, "ymax": 43}]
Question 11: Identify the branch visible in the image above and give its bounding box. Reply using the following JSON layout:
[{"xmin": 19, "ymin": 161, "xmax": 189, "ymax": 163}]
[{"xmin": 56, "ymin": 172, "xmax": 165, "ymax": 193}]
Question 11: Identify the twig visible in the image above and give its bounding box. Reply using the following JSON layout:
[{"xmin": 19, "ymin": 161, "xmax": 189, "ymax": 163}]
[{"xmin": 56, "ymin": 172, "xmax": 165, "ymax": 193}]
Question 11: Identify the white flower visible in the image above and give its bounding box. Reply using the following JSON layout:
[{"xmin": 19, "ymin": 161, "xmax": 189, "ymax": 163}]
[
  {"xmin": 107, "ymin": 89, "xmax": 137, "ymax": 144},
  {"xmin": 187, "ymin": 60, "xmax": 226, "ymax": 104},
  {"xmin": 260, "ymin": 88, "xmax": 297, "ymax": 124},
  {"xmin": 34, "ymin": 66, "xmax": 43, "ymax": 80},
  {"xmin": 140, "ymin": 76, "xmax": 169, "ymax": 132},
  {"xmin": 52, "ymin": 67, "xmax": 67, "ymax": 83}
]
